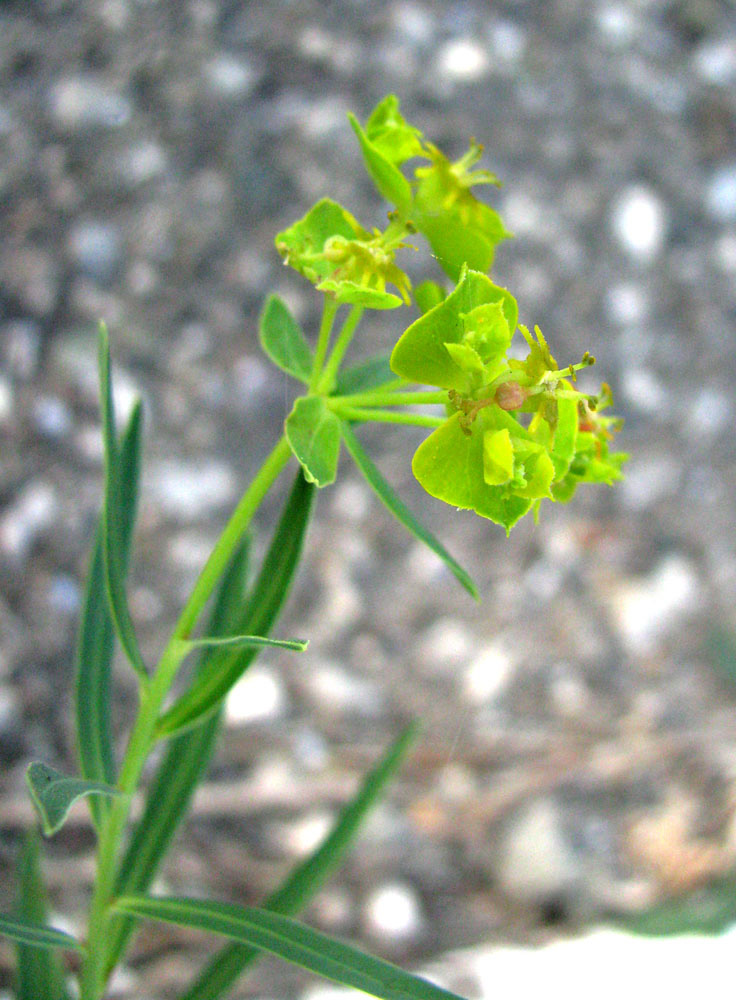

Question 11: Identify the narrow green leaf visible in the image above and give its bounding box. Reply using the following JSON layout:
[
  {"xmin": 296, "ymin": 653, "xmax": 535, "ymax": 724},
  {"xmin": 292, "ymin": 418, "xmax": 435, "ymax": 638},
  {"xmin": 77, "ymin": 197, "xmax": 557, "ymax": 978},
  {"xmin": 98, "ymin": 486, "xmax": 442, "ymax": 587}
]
[
  {"xmin": 347, "ymin": 112, "xmax": 413, "ymax": 213},
  {"xmin": 0, "ymin": 914, "xmax": 82, "ymax": 953},
  {"xmin": 75, "ymin": 400, "xmax": 142, "ymax": 827},
  {"xmin": 259, "ymin": 295, "xmax": 314, "ymax": 382},
  {"xmin": 25, "ymin": 762, "xmax": 120, "ymax": 837},
  {"xmin": 115, "ymin": 895, "xmax": 465, "ymax": 1000},
  {"xmin": 181, "ymin": 723, "xmax": 419, "ymax": 1000},
  {"xmin": 106, "ymin": 475, "xmax": 315, "ymax": 976},
  {"xmin": 285, "ymin": 396, "xmax": 341, "ymax": 488},
  {"xmin": 186, "ymin": 634, "xmax": 308, "ymax": 653},
  {"xmin": 104, "ymin": 541, "xmax": 252, "ymax": 976},
  {"xmin": 97, "ymin": 324, "xmax": 146, "ymax": 677},
  {"xmin": 335, "ymin": 354, "xmax": 395, "ymax": 396},
  {"xmin": 15, "ymin": 833, "xmax": 70, "ymax": 999},
  {"xmin": 340, "ymin": 422, "xmax": 478, "ymax": 599},
  {"xmin": 155, "ymin": 471, "xmax": 315, "ymax": 737}
]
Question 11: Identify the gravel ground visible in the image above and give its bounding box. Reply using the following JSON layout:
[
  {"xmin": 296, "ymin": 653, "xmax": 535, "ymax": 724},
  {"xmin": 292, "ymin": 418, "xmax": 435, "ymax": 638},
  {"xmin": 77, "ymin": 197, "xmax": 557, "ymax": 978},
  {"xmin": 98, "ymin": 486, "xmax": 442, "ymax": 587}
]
[{"xmin": 2, "ymin": 1, "xmax": 736, "ymax": 997}]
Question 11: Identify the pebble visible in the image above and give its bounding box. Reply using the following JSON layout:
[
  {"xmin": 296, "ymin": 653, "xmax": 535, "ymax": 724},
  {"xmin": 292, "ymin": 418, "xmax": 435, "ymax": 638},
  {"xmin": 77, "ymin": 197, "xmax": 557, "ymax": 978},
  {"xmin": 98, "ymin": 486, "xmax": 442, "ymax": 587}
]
[
  {"xmin": 704, "ymin": 164, "xmax": 736, "ymax": 221},
  {"xmin": 436, "ymin": 38, "xmax": 490, "ymax": 82},
  {"xmin": 462, "ymin": 642, "xmax": 514, "ymax": 704},
  {"xmin": 493, "ymin": 798, "xmax": 578, "ymax": 906},
  {"xmin": 2, "ymin": 320, "xmax": 42, "ymax": 379},
  {"xmin": 692, "ymin": 36, "xmax": 736, "ymax": 86},
  {"xmin": 362, "ymin": 881, "xmax": 424, "ymax": 942},
  {"xmin": 0, "ymin": 483, "xmax": 59, "ymax": 562},
  {"xmin": 620, "ymin": 454, "xmax": 680, "ymax": 509},
  {"xmin": 604, "ymin": 283, "xmax": 649, "ymax": 326},
  {"xmin": 203, "ymin": 54, "xmax": 259, "ymax": 98},
  {"xmin": 306, "ymin": 663, "xmax": 383, "ymax": 718},
  {"xmin": 48, "ymin": 76, "xmax": 131, "ymax": 130},
  {"xmin": 0, "ymin": 378, "xmax": 12, "ymax": 428},
  {"xmin": 610, "ymin": 185, "xmax": 667, "ymax": 260},
  {"xmin": 224, "ymin": 665, "xmax": 287, "ymax": 725},
  {"xmin": 609, "ymin": 554, "xmax": 699, "ymax": 655},
  {"xmin": 33, "ymin": 396, "xmax": 74, "ymax": 438},
  {"xmin": 417, "ymin": 618, "xmax": 473, "ymax": 674},
  {"xmin": 67, "ymin": 219, "xmax": 123, "ymax": 285},
  {"xmin": 147, "ymin": 458, "xmax": 236, "ymax": 519}
]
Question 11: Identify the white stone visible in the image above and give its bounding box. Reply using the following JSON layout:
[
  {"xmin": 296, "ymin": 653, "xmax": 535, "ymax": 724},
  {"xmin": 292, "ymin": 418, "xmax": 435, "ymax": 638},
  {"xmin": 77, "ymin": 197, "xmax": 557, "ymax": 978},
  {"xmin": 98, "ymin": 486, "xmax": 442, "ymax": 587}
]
[
  {"xmin": 148, "ymin": 458, "xmax": 236, "ymax": 519},
  {"xmin": 204, "ymin": 55, "xmax": 258, "ymax": 97},
  {"xmin": 693, "ymin": 37, "xmax": 736, "ymax": 86},
  {"xmin": 225, "ymin": 666, "xmax": 286, "ymax": 725},
  {"xmin": 437, "ymin": 39, "xmax": 489, "ymax": 81},
  {"xmin": 621, "ymin": 366, "xmax": 666, "ymax": 415},
  {"xmin": 610, "ymin": 554, "xmax": 699, "ymax": 655},
  {"xmin": 0, "ymin": 483, "xmax": 58, "ymax": 561},
  {"xmin": 363, "ymin": 882, "xmax": 423, "ymax": 940},
  {"xmin": 705, "ymin": 165, "xmax": 736, "ymax": 221},
  {"xmin": 463, "ymin": 643, "xmax": 514, "ymax": 704},
  {"xmin": 604, "ymin": 283, "xmax": 648, "ymax": 325},
  {"xmin": 488, "ymin": 21, "xmax": 526, "ymax": 63},
  {"xmin": 495, "ymin": 798, "xmax": 577, "ymax": 903},
  {"xmin": 611, "ymin": 185, "xmax": 666, "ymax": 260}
]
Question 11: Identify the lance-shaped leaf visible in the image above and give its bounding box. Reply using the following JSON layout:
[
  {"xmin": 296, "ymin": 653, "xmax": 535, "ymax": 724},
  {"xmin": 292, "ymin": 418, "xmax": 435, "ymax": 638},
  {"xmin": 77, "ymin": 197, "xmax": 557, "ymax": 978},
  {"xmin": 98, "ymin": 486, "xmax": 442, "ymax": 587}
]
[
  {"xmin": 155, "ymin": 472, "xmax": 315, "ymax": 738},
  {"xmin": 0, "ymin": 914, "xmax": 82, "ymax": 953},
  {"xmin": 340, "ymin": 422, "xmax": 478, "ymax": 599},
  {"xmin": 115, "ymin": 896, "xmax": 466, "ymax": 1000},
  {"xmin": 26, "ymin": 762, "xmax": 120, "ymax": 837},
  {"xmin": 181, "ymin": 723, "xmax": 419, "ymax": 1000},
  {"xmin": 259, "ymin": 295, "xmax": 313, "ymax": 382},
  {"xmin": 335, "ymin": 354, "xmax": 395, "ymax": 396},
  {"xmin": 75, "ymin": 400, "xmax": 142, "ymax": 828},
  {"xmin": 185, "ymin": 634, "xmax": 308, "ymax": 653},
  {"xmin": 390, "ymin": 269, "xmax": 517, "ymax": 393},
  {"xmin": 97, "ymin": 324, "xmax": 146, "ymax": 678},
  {"xmin": 285, "ymin": 396, "xmax": 341, "ymax": 488},
  {"xmin": 105, "ymin": 539, "xmax": 250, "ymax": 975},
  {"xmin": 15, "ymin": 832, "xmax": 70, "ymax": 1000}
]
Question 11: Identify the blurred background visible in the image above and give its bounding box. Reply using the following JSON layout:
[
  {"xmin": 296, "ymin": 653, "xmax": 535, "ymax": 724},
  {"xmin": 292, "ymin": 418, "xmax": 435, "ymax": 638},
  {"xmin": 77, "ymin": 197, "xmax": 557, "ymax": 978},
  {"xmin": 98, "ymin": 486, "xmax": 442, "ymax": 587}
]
[{"xmin": 2, "ymin": 0, "xmax": 736, "ymax": 996}]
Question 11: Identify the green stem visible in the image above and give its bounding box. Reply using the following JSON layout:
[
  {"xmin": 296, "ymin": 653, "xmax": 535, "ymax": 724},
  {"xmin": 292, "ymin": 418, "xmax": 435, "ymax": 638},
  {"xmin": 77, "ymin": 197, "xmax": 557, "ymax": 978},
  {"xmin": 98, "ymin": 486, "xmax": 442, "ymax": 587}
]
[
  {"xmin": 330, "ymin": 403, "xmax": 445, "ymax": 429},
  {"xmin": 308, "ymin": 296, "xmax": 340, "ymax": 392},
  {"xmin": 316, "ymin": 305, "xmax": 364, "ymax": 394},
  {"xmin": 172, "ymin": 435, "xmax": 293, "ymax": 641},
  {"xmin": 79, "ymin": 435, "xmax": 294, "ymax": 998},
  {"xmin": 334, "ymin": 390, "xmax": 448, "ymax": 408}
]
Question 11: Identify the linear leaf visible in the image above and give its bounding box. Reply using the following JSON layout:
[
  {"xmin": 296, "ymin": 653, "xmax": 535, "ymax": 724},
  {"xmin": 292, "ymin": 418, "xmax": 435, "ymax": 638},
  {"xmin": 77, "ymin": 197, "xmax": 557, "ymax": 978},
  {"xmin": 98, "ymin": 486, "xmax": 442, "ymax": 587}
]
[
  {"xmin": 156, "ymin": 472, "xmax": 316, "ymax": 737},
  {"xmin": 26, "ymin": 762, "xmax": 120, "ymax": 837},
  {"xmin": 106, "ymin": 474, "xmax": 315, "ymax": 976},
  {"xmin": 181, "ymin": 723, "xmax": 419, "ymax": 1000},
  {"xmin": 97, "ymin": 324, "xmax": 146, "ymax": 677},
  {"xmin": 259, "ymin": 295, "xmax": 313, "ymax": 382},
  {"xmin": 75, "ymin": 400, "xmax": 142, "ymax": 827},
  {"xmin": 186, "ymin": 634, "xmax": 308, "ymax": 653},
  {"xmin": 335, "ymin": 354, "xmax": 395, "ymax": 396},
  {"xmin": 15, "ymin": 833, "xmax": 70, "ymax": 999},
  {"xmin": 0, "ymin": 914, "xmax": 82, "ymax": 953},
  {"xmin": 115, "ymin": 896, "xmax": 465, "ymax": 1000},
  {"xmin": 340, "ymin": 422, "xmax": 478, "ymax": 599}
]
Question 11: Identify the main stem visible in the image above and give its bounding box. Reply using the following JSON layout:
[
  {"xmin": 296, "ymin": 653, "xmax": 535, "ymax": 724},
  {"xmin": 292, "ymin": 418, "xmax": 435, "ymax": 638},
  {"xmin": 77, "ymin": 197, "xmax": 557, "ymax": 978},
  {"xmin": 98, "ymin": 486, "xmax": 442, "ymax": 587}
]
[{"xmin": 79, "ymin": 434, "xmax": 293, "ymax": 999}]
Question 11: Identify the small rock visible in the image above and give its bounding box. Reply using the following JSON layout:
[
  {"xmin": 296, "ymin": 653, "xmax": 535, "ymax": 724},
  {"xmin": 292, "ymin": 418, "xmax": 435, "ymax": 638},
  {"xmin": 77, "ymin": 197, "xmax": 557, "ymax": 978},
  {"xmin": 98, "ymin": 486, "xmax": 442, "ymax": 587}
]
[
  {"xmin": 705, "ymin": 164, "xmax": 736, "ymax": 221},
  {"xmin": 67, "ymin": 220, "xmax": 123, "ymax": 285},
  {"xmin": 225, "ymin": 665, "xmax": 287, "ymax": 726},
  {"xmin": 147, "ymin": 458, "xmax": 236, "ymax": 519},
  {"xmin": 362, "ymin": 881, "xmax": 424, "ymax": 943},
  {"xmin": 32, "ymin": 396, "xmax": 73, "ymax": 439},
  {"xmin": 436, "ymin": 38, "xmax": 490, "ymax": 81},
  {"xmin": 494, "ymin": 798, "xmax": 578, "ymax": 906},
  {"xmin": 48, "ymin": 75, "xmax": 131, "ymax": 130},
  {"xmin": 610, "ymin": 184, "xmax": 667, "ymax": 260},
  {"xmin": 0, "ymin": 483, "xmax": 59, "ymax": 562}
]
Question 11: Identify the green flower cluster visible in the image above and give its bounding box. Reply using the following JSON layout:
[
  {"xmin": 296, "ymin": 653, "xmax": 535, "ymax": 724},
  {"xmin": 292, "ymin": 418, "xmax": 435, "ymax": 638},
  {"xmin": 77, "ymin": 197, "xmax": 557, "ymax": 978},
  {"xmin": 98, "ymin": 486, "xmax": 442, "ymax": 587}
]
[
  {"xmin": 391, "ymin": 268, "xmax": 626, "ymax": 531},
  {"xmin": 272, "ymin": 95, "xmax": 626, "ymax": 532}
]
